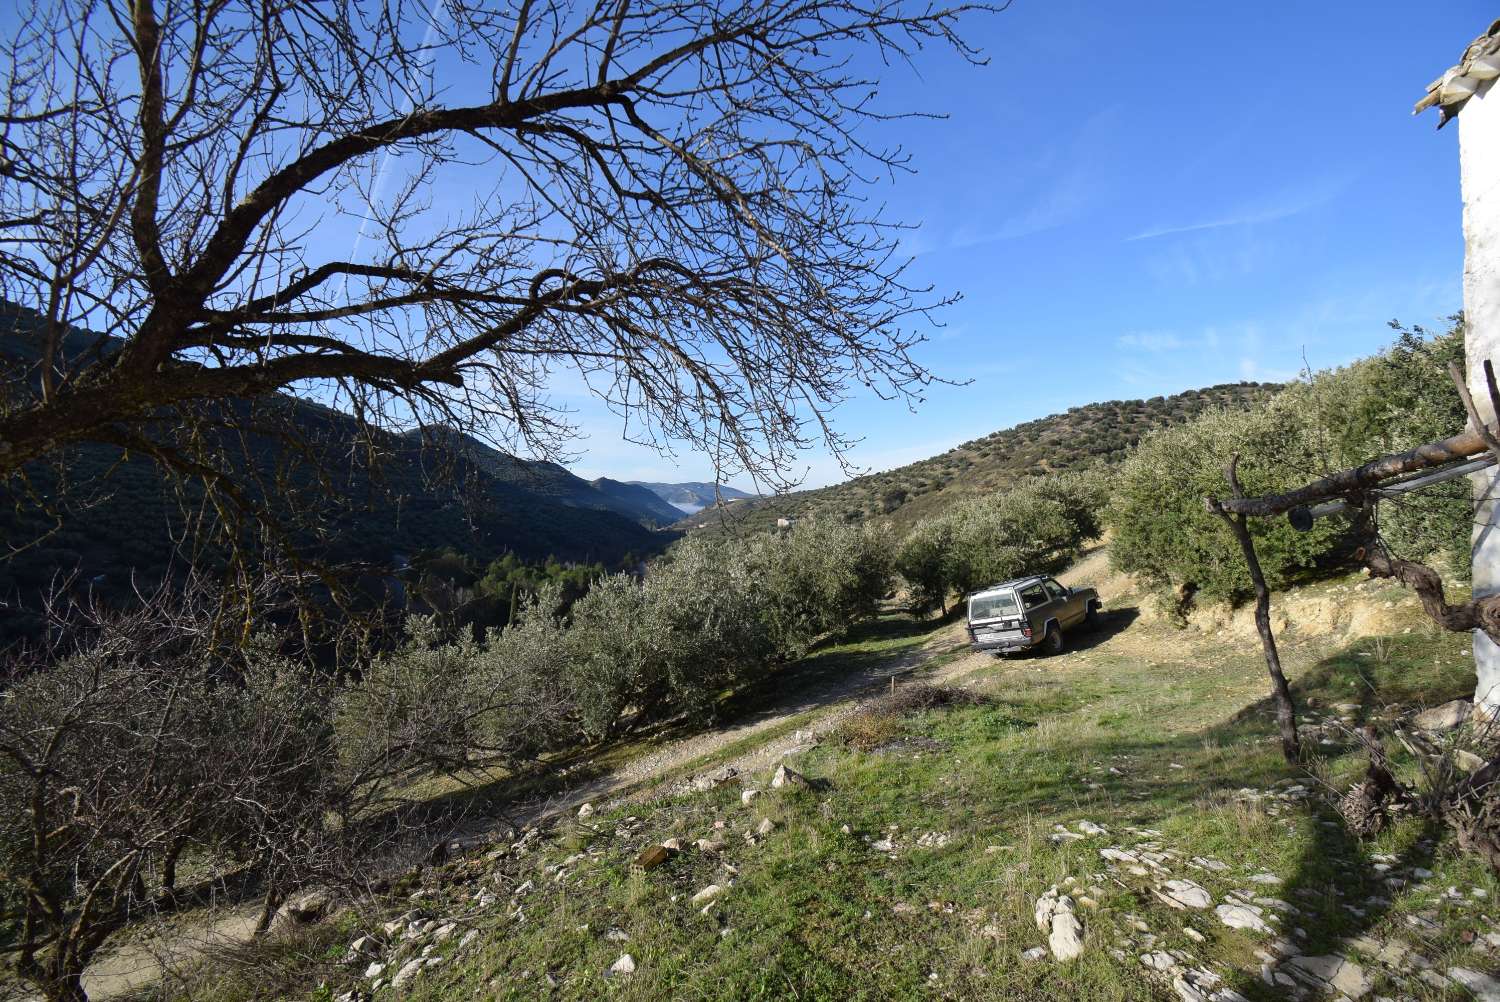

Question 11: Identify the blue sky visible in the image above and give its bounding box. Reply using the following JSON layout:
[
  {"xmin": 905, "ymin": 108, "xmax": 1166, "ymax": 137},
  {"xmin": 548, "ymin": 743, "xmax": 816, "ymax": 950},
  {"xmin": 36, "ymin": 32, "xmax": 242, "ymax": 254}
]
[{"xmin": 571, "ymin": 1, "xmax": 1486, "ymax": 489}]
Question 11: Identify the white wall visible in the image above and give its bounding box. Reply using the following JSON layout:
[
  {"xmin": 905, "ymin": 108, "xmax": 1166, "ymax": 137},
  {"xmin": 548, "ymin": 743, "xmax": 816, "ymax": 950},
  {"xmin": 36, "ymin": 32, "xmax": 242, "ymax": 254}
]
[{"xmin": 1458, "ymin": 79, "xmax": 1500, "ymax": 715}]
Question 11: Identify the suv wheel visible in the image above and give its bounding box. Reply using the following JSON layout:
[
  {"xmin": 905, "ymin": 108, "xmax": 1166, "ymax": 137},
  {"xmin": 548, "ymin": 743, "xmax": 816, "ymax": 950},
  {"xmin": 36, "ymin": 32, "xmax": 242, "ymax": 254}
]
[
  {"xmin": 1084, "ymin": 602, "xmax": 1101, "ymax": 628},
  {"xmin": 1040, "ymin": 626, "xmax": 1065, "ymax": 656}
]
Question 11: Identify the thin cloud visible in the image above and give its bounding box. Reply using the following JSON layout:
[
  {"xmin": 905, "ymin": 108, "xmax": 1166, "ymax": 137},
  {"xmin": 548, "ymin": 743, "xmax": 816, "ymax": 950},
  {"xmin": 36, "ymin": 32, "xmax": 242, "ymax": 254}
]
[
  {"xmin": 1117, "ymin": 330, "xmax": 1187, "ymax": 351},
  {"xmin": 1127, "ymin": 173, "xmax": 1354, "ymax": 242}
]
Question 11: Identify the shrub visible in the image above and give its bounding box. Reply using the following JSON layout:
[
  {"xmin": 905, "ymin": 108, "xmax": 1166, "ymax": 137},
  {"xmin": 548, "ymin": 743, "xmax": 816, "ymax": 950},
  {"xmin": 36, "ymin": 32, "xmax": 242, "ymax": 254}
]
[{"xmin": 0, "ymin": 594, "xmax": 337, "ymax": 1002}]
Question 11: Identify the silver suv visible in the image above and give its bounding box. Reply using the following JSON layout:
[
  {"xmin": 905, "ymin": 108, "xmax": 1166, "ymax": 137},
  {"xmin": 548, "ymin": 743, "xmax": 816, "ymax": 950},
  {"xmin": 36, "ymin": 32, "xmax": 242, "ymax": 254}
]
[{"xmin": 966, "ymin": 575, "xmax": 1100, "ymax": 656}]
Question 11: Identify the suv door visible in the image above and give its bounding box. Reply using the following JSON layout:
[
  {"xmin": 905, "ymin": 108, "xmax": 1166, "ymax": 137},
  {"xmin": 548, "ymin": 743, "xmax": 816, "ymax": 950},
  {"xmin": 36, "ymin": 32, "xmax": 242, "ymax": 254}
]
[
  {"xmin": 1043, "ymin": 578, "xmax": 1081, "ymax": 625},
  {"xmin": 1017, "ymin": 582, "xmax": 1050, "ymax": 634}
]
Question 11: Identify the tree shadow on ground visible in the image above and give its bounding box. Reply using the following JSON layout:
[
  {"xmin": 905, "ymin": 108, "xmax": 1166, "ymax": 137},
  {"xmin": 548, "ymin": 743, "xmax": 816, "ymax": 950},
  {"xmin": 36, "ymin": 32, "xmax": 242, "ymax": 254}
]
[{"xmin": 1198, "ymin": 636, "xmax": 1472, "ymax": 1000}]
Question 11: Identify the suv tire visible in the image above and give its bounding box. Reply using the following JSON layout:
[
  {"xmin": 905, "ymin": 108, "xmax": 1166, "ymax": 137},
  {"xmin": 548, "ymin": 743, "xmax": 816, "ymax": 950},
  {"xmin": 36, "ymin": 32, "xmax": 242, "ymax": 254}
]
[
  {"xmin": 1084, "ymin": 602, "xmax": 1101, "ymax": 629},
  {"xmin": 1040, "ymin": 625, "xmax": 1065, "ymax": 656}
]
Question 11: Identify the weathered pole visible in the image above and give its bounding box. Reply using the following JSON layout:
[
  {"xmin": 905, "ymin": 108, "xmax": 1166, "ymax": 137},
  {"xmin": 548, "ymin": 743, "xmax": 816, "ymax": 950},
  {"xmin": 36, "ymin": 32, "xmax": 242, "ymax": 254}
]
[{"xmin": 1207, "ymin": 457, "xmax": 1300, "ymax": 763}]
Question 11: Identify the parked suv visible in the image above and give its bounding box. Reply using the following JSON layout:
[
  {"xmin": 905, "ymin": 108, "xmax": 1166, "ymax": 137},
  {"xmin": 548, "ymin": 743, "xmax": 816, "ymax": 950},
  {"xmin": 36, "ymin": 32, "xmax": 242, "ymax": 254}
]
[{"xmin": 965, "ymin": 575, "xmax": 1100, "ymax": 656}]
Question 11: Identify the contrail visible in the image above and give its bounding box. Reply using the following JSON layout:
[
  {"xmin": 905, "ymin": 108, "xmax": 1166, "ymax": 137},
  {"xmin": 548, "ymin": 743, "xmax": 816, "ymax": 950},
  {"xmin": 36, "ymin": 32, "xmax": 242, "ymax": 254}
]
[{"xmin": 343, "ymin": 0, "xmax": 449, "ymax": 294}]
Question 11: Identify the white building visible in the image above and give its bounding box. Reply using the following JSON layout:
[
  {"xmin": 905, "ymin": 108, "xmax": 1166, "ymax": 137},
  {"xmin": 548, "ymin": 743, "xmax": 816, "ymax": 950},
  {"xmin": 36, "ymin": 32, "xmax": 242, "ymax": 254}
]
[{"xmin": 1416, "ymin": 20, "xmax": 1500, "ymax": 715}]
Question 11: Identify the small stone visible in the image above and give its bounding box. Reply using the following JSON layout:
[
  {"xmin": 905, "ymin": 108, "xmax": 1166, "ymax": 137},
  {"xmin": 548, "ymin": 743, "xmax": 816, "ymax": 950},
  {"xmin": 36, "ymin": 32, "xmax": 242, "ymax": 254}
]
[
  {"xmin": 1034, "ymin": 891, "xmax": 1058, "ymax": 932},
  {"xmin": 633, "ymin": 845, "xmax": 671, "ymax": 871},
  {"xmin": 1456, "ymin": 750, "xmax": 1487, "ymax": 772},
  {"xmin": 1141, "ymin": 950, "xmax": 1178, "ymax": 971},
  {"xmin": 1248, "ymin": 873, "xmax": 1283, "ymax": 885},
  {"xmin": 609, "ymin": 953, "xmax": 636, "ymax": 977},
  {"xmin": 1022, "ymin": 946, "xmax": 1048, "ymax": 961},
  {"xmin": 742, "ymin": 789, "xmax": 761, "ymax": 806},
  {"xmin": 390, "ymin": 959, "xmax": 425, "ymax": 988},
  {"xmin": 363, "ymin": 962, "xmax": 384, "ymax": 979},
  {"xmin": 771, "ymin": 764, "xmax": 810, "ymax": 789},
  {"xmin": 756, "ymin": 817, "xmax": 775, "ymax": 836},
  {"xmin": 1183, "ymin": 926, "xmax": 1206, "ymax": 943},
  {"xmin": 691, "ymin": 884, "xmax": 725, "ymax": 904},
  {"xmin": 577, "ymin": 802, "xmax": 595, "ymax": 818},
  {"xmin": 1076, "ymin": 820, "xmax": 1108, "ymax": 836}
]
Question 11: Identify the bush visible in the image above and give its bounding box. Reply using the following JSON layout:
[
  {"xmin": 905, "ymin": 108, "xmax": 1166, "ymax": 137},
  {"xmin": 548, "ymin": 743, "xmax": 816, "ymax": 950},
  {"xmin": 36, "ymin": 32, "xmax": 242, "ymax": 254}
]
[{"xmin": 0, "ymin": 594, "xmax": 338, "ymax": 1002}]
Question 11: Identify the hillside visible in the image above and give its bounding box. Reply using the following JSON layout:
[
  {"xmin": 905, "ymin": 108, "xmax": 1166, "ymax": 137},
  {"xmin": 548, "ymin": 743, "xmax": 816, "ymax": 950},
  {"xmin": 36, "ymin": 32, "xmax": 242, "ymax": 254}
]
[
  {"xmin": 409, "ymin": 427, "xmax": 685, "ymax": 527},
  {"xmin": 0, "ymin": 304, "xmax": 673, "ymax": 635},
  {"xmin": 680, "ymin": 382, "xmax": 1281, "ymax": 535},
  {"xmin": 630, "ymin": 481, "xmax": 756, "ymax": 514}
]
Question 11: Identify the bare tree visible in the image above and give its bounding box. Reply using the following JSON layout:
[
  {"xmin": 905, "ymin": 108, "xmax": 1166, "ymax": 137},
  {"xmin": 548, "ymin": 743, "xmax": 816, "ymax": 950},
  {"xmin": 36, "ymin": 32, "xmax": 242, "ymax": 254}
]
[{"xmin": 0, "ymin": 0, "xmax": 999, "ymax": 514}]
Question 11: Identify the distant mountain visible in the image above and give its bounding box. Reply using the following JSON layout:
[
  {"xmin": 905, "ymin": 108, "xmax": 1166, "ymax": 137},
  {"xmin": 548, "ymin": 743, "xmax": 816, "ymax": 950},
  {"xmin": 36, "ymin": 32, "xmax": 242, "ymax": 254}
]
[
  {"xmin": 629, "ymin": 481, "xmax": 756, "ymax": 515},
  {"xmin": 680, "ymin": 382, "xmax": 1282, "ymax": 536},
  {"xmin": 409, "ymin": 428, "xmax": 685, "ymax": 528},
  {"xmin": 0, "ymin": 303, "xmax": 675, "ymax": 632}
]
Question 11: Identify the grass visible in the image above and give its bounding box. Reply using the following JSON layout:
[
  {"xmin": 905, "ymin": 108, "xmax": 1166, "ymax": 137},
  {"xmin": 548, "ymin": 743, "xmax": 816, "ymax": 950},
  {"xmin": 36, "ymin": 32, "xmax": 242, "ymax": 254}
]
[{"xmin": 170, "ymin": 598, "xmax": 1500, "ymax": 1002}]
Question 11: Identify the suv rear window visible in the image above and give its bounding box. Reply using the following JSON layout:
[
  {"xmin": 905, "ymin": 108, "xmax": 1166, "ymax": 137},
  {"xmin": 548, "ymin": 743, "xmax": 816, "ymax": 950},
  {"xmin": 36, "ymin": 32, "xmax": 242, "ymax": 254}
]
[{"xmin": 969, "ymin": 592, "xmax": 1020, "ymax": 620}]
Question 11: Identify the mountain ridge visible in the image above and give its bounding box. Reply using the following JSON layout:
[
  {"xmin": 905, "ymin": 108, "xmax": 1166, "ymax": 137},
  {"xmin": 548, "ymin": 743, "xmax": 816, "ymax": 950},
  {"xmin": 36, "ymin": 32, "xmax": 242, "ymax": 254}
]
[{"xmin": 678, "ymin": 381, "xmax": 1282, "ymax": 535}]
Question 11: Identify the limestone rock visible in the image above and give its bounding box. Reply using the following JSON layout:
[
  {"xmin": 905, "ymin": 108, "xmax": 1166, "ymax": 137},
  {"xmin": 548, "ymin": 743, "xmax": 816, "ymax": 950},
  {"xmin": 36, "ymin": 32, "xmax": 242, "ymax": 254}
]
[
  {"xmin": 1141, "ymin": 951, "xmax": 1178, "ymax": 972},
  {"xmin": 1021, "ymin": 946, "xmax": 1048, "ymax": 962},
  {"xmin": 1456, "ymin": 750, "xmax": 1487, "ymax": 772},
  {"xmin": 1286, "ymin": 955, "xmax": 1373, "ymax": 998},
  {"xmin": 1034, "ymin": 889, "xmax": 1059, "ymax": 932},
  {"xmin": 1157, "ymin": 879, "xmax": 1213, "ymax": 910},
  {"xmin": 1049, "ymin": 910, "xmax": 1085, "ymax": 961},
  {"xmin": 609, "ymin": 953, "xmax": 637, "ymax": 976},
  {"xmin": 577, "ymin": 802, "xmax": 595, "ymax": 819},
  {"xmin": 390, "ymin": 959, "xmax": 425, "ymax": 988},
  {"xmin": 1414, "ymin": 698, "xmax": 1471, "ymax": 731},
  {"xmin": 349, "ymin": 935, "xmax": 380, "ymax": 958},
  {"xmin": 771, "ymin": 764, "xmax": 810, "ymax": 789},
  {"xmin": 756, "ymin": 817, "xmax": 775, "ymax": 836},
  {"xmin": 742, "ymin": 789, "xmax": 761, "ymax": 806},
  {"xmin": 691, "ymin": 883, "xmax": 725, "ymax": 904},
  {"xmin": 1450, "ymin": 967, "xmax": 1500, "ymax": 1001},
  {"xmin": 1215, "ymin": 903, "xmax": 1271, "ymax": 933}
]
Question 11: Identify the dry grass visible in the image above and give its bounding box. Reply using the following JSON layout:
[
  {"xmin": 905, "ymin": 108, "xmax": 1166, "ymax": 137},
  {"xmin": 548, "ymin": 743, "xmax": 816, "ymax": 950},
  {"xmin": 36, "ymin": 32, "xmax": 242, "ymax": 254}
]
[{"xmin": 836, "ymin": 682, "xmax": 990, "ymax": 751}]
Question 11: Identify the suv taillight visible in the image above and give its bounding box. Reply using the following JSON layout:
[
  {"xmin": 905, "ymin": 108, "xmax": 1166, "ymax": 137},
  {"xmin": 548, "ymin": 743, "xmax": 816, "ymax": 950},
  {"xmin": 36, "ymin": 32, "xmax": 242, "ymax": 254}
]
[{"xmin": 1022, "ymin": 624, "xmax": 1032, "ymax": 638}]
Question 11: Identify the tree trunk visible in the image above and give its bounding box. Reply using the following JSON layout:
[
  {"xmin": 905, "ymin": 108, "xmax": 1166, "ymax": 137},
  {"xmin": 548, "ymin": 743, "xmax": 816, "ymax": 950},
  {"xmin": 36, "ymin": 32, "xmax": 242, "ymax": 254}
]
[
  {"xmin": 1223, "ymin": 513, "xmax": 1301, "ymax": 762},
  {"xmin": 1458, "ymin": 79, "xmax": 1500, "ymax": 718}
]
